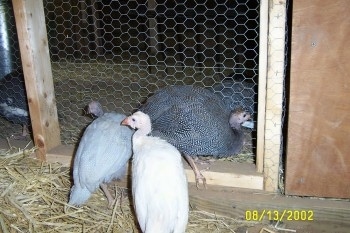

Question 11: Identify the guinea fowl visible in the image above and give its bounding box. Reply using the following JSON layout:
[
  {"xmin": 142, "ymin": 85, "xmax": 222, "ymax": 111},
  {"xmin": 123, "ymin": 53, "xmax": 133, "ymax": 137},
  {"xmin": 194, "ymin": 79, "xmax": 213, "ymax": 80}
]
[
  {"xmin": 0, "ymin": 70, "xmax": 30, "ymax": 139},
  {"xmin": 139, "ymin": 85, "xmax": 251, "ymax": 188},
  {"xmin": 68, "ymin": 101, "xmax": 133, "ymax": 208},
  {"xmin": 122, "ymin": 111, "xmax": 188, "ymax": 233}
]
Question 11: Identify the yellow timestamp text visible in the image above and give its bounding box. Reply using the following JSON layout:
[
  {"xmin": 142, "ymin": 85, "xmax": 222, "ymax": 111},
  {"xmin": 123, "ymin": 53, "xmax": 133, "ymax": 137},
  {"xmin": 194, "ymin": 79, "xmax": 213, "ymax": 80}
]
[{"xmin": 245, "ymin": 210, "xmax": 314, "ymax": 221}]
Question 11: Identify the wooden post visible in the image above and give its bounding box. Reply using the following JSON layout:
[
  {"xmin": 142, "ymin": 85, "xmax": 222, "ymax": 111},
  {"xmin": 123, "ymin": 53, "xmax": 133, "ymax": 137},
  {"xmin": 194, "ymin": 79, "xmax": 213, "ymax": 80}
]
[
  {"xmin": 91, "ymin": 0, "xmax": 103, "ymax": 56},
  {"xmin": 12, "ymin": 0, "xmax": 61, "ymax": 160},
  {"xmin": 148, "ymin": 0, "xmax": 159, "ymax": 54},
  {"xmin": 256, "ymin": 0, "xmax": 269, "ymax": 173},
  {"xmin": 263, "ymin": 0, "xmax": 287, "ymax": 191}
]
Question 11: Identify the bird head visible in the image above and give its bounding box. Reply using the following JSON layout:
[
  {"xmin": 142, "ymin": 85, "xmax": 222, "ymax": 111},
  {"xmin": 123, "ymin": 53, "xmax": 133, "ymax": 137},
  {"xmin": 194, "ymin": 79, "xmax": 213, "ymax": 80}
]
[
  {"xmin": 85, "ymin": 101, "xmax": 104, "ymax": 118},
  {"xmin": 229, "ymin": 107, "xmax": 251, "ymax": 129},
  {"xmin": 121, "ymin": 111, "xmax": 152, "ymax": 135}
]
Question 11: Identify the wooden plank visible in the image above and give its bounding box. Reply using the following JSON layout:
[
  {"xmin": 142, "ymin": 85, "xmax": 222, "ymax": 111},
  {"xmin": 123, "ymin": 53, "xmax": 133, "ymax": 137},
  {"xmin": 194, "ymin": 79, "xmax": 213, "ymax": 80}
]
[
  {"xmin": 46, "ymin": 145, "xmax": 264, "ymax": 190},
  {"xmin": 12, "ymin": 0, "xmax": 61, "ymax": 160},
  {"xmin": 112, "ymin": 178, "xmax": 350, "ymax": 229},
  {"xmin": 256, "ymin": 0, "xmax": 268, "ymax": 173},
  {"xmin": 188, "ymin": 184, "xmax": 350, "ymax": 227},
  {"xmin": 262, "ymin": 0, "xmax": 287, "ymax": 191},
  {"xmin": 184, "ymin": 161, "xmax": 263, "ymax": 190},
  {"xmin": 46, "ymin": 144, "xmax": 75, "ymax": 166},
  {"xmin": 286, "ymin": 0, "xmax": 350, "ymax": 198},
  {"xmin": 147, "ymin": 0, "xmax": 159, "ymax": 54},
  {"xmin": 6, "ymin": 140, "xmax": 349, "ymax": 229}
]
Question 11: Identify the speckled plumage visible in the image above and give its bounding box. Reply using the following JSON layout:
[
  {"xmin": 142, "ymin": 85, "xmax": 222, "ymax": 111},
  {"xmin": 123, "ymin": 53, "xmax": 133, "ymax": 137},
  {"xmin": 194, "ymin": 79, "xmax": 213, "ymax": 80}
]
[
  {"xmin": 69, "ymin": 103, "xmax": 133, "ymax": 207},
  {"xmin": 140, "ymin": 85, "xmax": 248, "ymax": 158},
  {"xmin": 0, "ymin": 70, "xmax": 30, "ymax": 137}
]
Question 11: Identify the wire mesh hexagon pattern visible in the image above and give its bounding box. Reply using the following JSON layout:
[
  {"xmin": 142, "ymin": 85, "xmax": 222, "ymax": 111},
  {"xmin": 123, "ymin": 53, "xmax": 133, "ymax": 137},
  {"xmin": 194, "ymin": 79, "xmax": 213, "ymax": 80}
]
[{"xmin": 1, "ymin": 0, "xmax": 260, "ymax": 161}]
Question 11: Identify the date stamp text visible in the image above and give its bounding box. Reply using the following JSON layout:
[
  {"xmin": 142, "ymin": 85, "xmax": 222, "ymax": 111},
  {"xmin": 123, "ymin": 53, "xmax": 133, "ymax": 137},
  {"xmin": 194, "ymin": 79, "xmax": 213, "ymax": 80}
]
[{"xmin": 245, "ymin": 210, "xmax": 314, "ymax": 221}]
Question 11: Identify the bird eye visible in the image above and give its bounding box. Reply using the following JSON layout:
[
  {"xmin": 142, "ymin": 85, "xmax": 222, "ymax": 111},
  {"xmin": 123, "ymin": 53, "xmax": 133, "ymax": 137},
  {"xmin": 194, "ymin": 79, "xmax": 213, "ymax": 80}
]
[{"xmin": 132, "ymin": 118, "xmax": 136, "ymax": 122}]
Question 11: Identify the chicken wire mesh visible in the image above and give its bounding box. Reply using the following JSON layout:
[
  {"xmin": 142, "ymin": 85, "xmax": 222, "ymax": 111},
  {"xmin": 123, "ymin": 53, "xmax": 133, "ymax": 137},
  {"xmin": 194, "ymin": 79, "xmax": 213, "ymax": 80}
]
[
  {"xmin": 43, "ymin": 0, "xmax": 260, "ymax": 154},
  {"xmin": 0, "ymin": 1, "xmax": 266, "ymax": 165},
  {"xmin": 0, "ymin": 1, "xmax": 30, "ymax": 139},
  {"xmin": 0, "ymin": 0, "xmax": 290, "ymax": 193}
]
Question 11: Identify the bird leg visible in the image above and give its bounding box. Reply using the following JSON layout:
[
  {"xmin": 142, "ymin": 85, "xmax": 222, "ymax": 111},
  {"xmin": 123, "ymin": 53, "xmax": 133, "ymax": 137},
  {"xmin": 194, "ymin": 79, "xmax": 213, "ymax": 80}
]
[
  {"xmin": 22, "ymin": 124, "xmax": 29, "ymax": 137},
  {"xmin": 11, "ymin": 124, "xmax": 29, "ymax": 140},
  {"xmin": 184, "ymin": 154, "xmax": 207, "ymax": 189},
  {"xmin": 193, "ymin": 156, "xmax": 213, "ymax": 165},
  {"xmin": 100, "ymin": 183, "xmax": 115, "ymax": 208}
]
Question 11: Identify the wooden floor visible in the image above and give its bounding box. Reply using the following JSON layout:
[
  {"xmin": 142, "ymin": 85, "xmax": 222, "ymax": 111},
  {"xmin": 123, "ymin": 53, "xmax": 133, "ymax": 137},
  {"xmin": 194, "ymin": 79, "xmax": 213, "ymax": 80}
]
[
  {"xmin": 1, "ymin": 138, "xmax": 350, "ymax": 232},
  {"xmin": 47, "ymin": 144, "xmax": 264, "ymax": 190}
]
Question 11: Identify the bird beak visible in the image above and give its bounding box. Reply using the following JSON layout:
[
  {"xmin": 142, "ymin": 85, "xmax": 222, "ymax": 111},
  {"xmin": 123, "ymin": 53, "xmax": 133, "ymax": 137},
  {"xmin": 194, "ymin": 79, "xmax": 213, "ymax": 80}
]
[{"xmin": 121, "ymin": 118, "xmax": 129, "ymax": 126}]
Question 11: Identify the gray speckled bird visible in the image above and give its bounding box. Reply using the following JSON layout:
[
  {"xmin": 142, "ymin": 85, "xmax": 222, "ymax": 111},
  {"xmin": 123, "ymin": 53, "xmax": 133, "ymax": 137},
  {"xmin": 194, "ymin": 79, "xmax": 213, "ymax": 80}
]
[
  {"xmin": 68, "ymin": 101, "xmax": 133, "ymax": 208},
  {"xmin": 0, "ymin": 70, "xmax": 30, "ymax": 139},
  {"xmin": 140, "ymin": 85, "xmax": 250, "ymax": 188}
]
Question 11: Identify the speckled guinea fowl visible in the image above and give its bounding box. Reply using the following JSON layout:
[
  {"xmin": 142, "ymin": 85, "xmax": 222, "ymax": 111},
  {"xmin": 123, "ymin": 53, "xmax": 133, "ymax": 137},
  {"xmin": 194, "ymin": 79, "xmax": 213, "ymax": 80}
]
[
  {"xmin": 69, "ymin": 101, "xmax": 133, "ymax": 207},
  {"xmin": 0, "ymin": 69, "xmax": 30, "ymax": 139},
  {"xmin": 139, "ymin": 85, "xmax": 251, "ymax": 188}
]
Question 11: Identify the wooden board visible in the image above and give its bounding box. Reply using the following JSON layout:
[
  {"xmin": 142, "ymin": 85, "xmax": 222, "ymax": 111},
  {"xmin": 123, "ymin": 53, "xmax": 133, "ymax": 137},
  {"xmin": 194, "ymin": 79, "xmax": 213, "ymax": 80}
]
[
  {"xmin": 46, "ymin": 144, "xmax": 350, "ymax": 229},
  {"xmin": 261, "ymin": 0, "xmax": 286, "ymax": 192},
  {"xmin": 286, "ymin": 0, "xmax": 350, "ymax": 198},
  {"xmin": 256, "ymin": 0, "xmax": 268, "ymax": 173},
  {"xmin": 12, "ymin": 0, "xmax": 61, "ymax": 160},
  {"xmin": 188, "ymin": 184, "xmax": 350, "ymax": 227},
  {"xmin": 113, "ymin": 178, "xmax": 350, "ymax": 230},
  {"xmin": 46, "ymin": 145, "xmax": 264, "ymax": 190}
]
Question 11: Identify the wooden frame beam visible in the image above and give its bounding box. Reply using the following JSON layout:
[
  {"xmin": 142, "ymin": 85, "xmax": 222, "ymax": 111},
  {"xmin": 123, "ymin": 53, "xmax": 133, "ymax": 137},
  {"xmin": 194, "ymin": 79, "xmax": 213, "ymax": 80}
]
[{"xmin": 12, "ymin": 0, "xmax": 61, "ymax": 160}]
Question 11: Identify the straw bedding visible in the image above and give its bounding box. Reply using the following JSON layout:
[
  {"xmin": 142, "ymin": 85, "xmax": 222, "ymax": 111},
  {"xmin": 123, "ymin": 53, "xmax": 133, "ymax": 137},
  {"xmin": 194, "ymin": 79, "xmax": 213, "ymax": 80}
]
[{"xmin": 0, "ymin": 144, "xmax": 261, "ymax": 233}]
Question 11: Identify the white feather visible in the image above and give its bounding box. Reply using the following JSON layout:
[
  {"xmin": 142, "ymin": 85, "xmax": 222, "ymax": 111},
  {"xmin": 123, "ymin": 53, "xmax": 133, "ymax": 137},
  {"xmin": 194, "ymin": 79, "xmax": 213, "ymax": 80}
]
[{"xmin": 125, "ymin": 111, "xmax": 189, "ymax": 233}]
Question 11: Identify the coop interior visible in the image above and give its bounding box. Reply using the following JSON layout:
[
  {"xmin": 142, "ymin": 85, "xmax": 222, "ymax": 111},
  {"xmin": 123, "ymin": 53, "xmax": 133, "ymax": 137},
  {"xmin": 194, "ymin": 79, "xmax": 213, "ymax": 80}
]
[
  {"xmin": 0, "ymin": 0, "xmax": 349, "ymax": 232},
  {"xmin": 1, "ymin": 0, "xmax": 267, "ymax": 188},
  {"xmin": 48, "ymin": 0, "xmax": 260, "ymax": 155}
]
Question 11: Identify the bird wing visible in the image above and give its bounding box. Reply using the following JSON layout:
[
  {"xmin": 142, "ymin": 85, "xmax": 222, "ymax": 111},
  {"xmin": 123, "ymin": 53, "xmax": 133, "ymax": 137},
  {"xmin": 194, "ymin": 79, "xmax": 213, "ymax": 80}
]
[
  {"xmin": 140, "ymin": 85, "xmax": 237, "ymax": 156},
  {"xmin": 73, "ymin": 113, "xmax": 132, "ymax": 192},
  {"xmin": 150, "ymin": 101, "xmax": 224, "ymax": 155}
]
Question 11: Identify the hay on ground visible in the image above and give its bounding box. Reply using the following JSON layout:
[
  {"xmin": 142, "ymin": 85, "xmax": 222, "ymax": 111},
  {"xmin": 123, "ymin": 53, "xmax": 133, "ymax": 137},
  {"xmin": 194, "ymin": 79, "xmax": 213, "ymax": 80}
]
[{"xmin": 0, "ymin": 143, "xmax": 264, "ymax": 233}]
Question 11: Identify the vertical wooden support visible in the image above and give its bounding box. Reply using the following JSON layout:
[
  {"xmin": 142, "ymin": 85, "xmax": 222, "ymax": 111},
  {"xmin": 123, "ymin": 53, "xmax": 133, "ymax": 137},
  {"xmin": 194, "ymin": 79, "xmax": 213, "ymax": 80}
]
[
  {"xmin": 12, "ymin": 0, "xmax": 61, "ymax": 160},
  {"xmin": 263, "ymin": 0, "xmax": 287, "ymax": 191},
  {"xmin": 256, "ymin": 0, "xmax": 269, "ymax": 173},
  {"xmin": 92, "ymin": 1, "xmax": 103, "ymax": 56},
  {"xmin": 148, "ymin": 0, "xmax": 158, "ymax": 54}
]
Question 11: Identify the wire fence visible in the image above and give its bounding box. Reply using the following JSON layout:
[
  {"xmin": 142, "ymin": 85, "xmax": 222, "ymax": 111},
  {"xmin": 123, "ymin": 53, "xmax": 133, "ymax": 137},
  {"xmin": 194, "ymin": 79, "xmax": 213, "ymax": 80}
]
[
  {"xmin": 43, "ymin": 0, "xmax": 260, "ymax": 154},
  {"xmin": 0, "ymin": 0, "xmax": 285, "ymax": 187},
  {"xmin": 0, "ymin": 1, "xmax": 27, "ymax": 139}
]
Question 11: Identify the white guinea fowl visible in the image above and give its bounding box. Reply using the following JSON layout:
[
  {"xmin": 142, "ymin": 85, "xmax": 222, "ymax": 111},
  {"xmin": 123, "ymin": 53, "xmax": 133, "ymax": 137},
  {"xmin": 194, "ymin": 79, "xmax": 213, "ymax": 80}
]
[
  {"xmin": 122, "ymin": 111, "xmax": 189, "ymax": 233},
  {"xmin": 68, "ymin": 101, "xmax": 133, "ymax": 208}
]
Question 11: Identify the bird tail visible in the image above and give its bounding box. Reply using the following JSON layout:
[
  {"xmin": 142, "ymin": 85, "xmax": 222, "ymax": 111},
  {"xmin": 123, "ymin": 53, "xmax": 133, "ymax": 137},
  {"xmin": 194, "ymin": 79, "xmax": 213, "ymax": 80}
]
[{"xmin": 68, "ymin": 185, "xmax": 92, "ymax": 206}]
